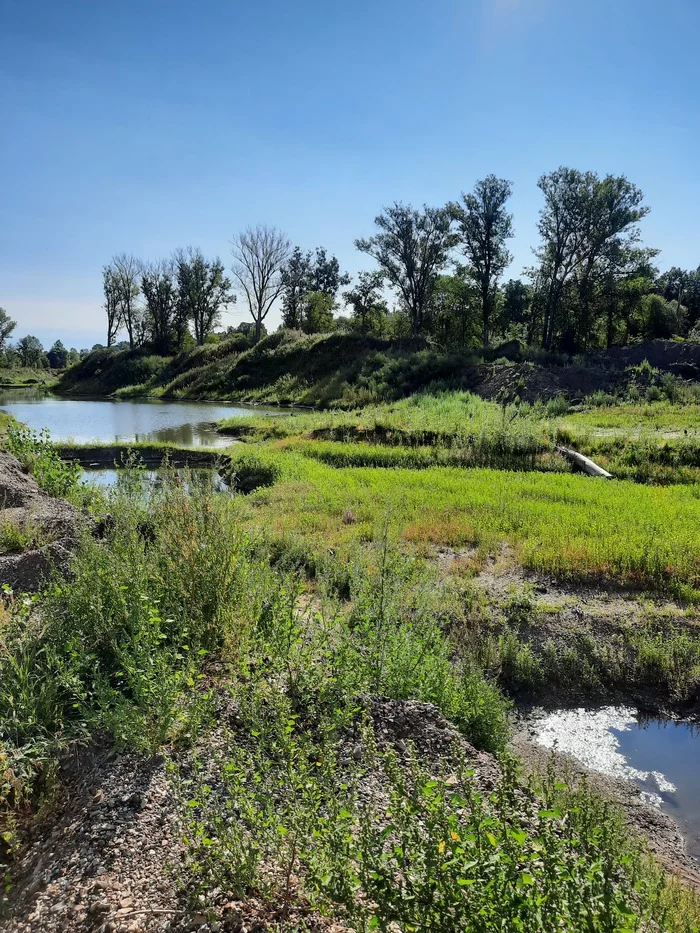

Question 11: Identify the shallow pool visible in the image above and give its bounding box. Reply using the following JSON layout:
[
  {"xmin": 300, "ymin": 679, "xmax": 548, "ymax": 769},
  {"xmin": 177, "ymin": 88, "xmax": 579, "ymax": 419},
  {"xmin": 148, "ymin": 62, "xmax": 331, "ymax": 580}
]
[{"xmin": 527, "ymin": 706, "xmax": 700, "ymax": 860}]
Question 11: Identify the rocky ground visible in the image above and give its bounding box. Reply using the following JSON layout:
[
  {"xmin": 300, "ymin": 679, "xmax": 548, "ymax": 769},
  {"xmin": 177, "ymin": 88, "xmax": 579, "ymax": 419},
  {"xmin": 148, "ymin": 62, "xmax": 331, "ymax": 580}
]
[
  {"xmin": 0, "ymin": 450, "xmax": 86, "ymax": 591},
  {"xmin": 0, "ymin": 697, "xmax": 500, "ymax": 933}
]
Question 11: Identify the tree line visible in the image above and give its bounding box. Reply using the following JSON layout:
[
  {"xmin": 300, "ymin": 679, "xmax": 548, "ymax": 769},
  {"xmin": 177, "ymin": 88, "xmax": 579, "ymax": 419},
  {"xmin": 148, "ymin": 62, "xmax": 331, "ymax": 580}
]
[
  {"xmin": 97, "ymin": 165, "xmax": 699, "ymax": 354},
  {"xmin": 0, "ymin": 308, "xmax": 85, "ymax": 370}
]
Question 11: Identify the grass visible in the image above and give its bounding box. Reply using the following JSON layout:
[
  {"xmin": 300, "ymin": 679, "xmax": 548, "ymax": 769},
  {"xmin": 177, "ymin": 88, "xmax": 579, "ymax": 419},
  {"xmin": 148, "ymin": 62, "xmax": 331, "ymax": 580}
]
[
  {"xmin": 59, "ymin": 332, "xmax": 481, "ymax": 406},
  {"xmin": 2, "ymin": 403, "xmax": 700, "ymax": 926},
  {"xmin": 220, "ymin": 389, "xmax": 700, "ymax": 485},
  {"xmin": 0, "ymin": 368, "xmax": 57, "ymax": 389},
  {"xmin": 0, "ymin": 514, "xmax": 55, "ymax": 554},
  {"xmin": 0, "ymin": 438, "xmax": 697, "ymax": 928},
  {"xmin": 561, "ymin": 401, "xmax": 700, "ymax": 435},
  {"xmin": 225, "ymin": 446, "xmax": 700, "ymax": 601}
]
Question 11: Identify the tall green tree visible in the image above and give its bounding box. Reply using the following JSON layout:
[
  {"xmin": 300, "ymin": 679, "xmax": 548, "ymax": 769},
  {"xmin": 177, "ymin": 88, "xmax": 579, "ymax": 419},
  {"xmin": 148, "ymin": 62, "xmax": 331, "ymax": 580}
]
[
  {"xmin": 449, "ymin": 176, "xmax": 513, "ymax": 347},
  {"xmin": 102, "ymin": 267, "xmax": 121, "ymax": 347},
  {"xmin": 499, "ymin": 279, "xmax": 533, "ymax": 336},
  {"xmin": 280, "ymin": 246, "xmax": 350, "ymax": 329},
  {"xmin": 17, "ymin": 335, "xmax": 45, "ymax": 367},
  {"xmin": 141, "ymin": 259, "xmax": 178, "ymax": 353},
  {"xmin": 533, "ymin": 168, "xmax": 649, "ymax": 350},
  {"xmin": 356, "ymin": 203, "xmax": 455, "ymax": 334},
  {"xmin": 175, "ymin": 248, "xmax": 234, "ymax": 346},
  {"xmin": 0, "ymin": 308, "xmax": 17, "ymax": 351},
  {"xmin": 301, "ymin": 291, "xmax": 335, "ymax": 333},
  {"xmin": 343, "ymin": 271, "xmax": 389, "ymax": 335},
  {"xmin": 231, "ymin": 226, "xmax": 290, "ymax": 343},
  {"xmin": 308, "ymin": 247, "xmax": 350, "ymax": 297},
  {"xmin": 109, "ymin": 254, "xmax": 141, "ymax": 349},
  {"xmin": 47, "ymin": 340, "xmax": 68, "ymax": 368},
  {"xmin": 428, "ymin": 273, "xmax": 476, "ymax": 349},
  {"xmin": 280, "ymin": 246, "xmax": 312, "ymax": 329}
]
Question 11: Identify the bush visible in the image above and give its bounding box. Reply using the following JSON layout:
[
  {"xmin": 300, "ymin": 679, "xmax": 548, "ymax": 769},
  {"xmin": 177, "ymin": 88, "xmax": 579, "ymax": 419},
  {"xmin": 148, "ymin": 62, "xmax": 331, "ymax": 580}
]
[{"xmin": 228, "ymin": 452, "xmax": 282, "ymax": 492}]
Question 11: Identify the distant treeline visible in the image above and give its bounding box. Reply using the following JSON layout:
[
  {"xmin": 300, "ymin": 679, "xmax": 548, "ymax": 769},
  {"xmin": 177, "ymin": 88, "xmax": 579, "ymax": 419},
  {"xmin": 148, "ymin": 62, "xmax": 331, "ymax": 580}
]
[
  {"xmin": 0, "ymin": 308, "xmax": 86, "ymax": 370},
  {"xmin": 23, "ymin": 166, "xmax": 700, "ymax": 361}
]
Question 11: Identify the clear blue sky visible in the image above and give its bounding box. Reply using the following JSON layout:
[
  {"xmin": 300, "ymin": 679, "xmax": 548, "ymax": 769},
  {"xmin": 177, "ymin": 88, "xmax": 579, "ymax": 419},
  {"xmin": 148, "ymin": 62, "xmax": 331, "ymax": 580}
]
[{"xmin": 1, "ymin": 0, "xmax": 698, "ymax": 349}]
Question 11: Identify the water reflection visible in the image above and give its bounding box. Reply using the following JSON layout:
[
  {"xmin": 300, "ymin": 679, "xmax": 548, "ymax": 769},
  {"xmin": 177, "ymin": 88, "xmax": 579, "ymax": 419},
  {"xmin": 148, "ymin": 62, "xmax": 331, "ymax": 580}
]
[
  {"xmin": 0, "ymin": 390, "xmax": 284, "ymax": 447},
  {"xmin": 82, "ymin": 467, "xmax": 229, "ymax": 493},
  {"xmin": 528, "ymin": 706, "xmax": 700, "ymax": 859}
]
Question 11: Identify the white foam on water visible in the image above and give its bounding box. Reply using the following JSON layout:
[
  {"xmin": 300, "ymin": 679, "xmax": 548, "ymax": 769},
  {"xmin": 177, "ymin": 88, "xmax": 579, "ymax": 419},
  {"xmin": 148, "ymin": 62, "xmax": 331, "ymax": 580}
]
[{"xmin": 531, "ymin": 706, "xmax": 677, "ymax": 803}]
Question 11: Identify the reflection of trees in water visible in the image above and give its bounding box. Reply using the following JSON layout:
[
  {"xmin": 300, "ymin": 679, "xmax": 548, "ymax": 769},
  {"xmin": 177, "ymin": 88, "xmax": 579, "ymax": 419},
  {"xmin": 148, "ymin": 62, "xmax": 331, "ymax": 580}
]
[
  {"xmin": 122, "ymin": 422, "xmax": 220, "ymax": 446},
  {"xmin": 636, "ymin": 711, "xmax": 699, "ymax": 737}
]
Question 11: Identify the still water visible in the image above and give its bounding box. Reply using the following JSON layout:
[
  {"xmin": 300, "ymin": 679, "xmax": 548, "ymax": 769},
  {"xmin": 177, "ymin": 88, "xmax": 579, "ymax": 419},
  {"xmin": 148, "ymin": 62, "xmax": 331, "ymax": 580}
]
[
  {"xmin": 83, "ymin": 468, "xmax": 230, "ymax": 491},
  {"xmin": 528, "ymin": 706, "xmax": 700, "ymax": 860},
  {"xmin": 0, "ymin": 389, "xmax": 282, "ymax": 447}
]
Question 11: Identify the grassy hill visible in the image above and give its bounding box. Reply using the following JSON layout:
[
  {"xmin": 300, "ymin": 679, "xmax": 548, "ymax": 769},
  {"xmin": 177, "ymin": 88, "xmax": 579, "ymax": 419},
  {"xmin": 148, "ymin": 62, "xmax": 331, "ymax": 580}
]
[
  {"xmin": 57, "ymin": 331, "xmax": 700, "ymax": 409},
  {"xmin": 58, "ymin": 331, "xmax": 480, "ymax": 407}
]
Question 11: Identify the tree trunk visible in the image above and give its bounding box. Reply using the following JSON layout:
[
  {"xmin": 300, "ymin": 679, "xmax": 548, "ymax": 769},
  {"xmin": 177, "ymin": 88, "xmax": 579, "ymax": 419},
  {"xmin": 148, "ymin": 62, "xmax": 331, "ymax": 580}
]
[
  {"xmin": 254, "ymin": 317, "xmax": 262, "ymax": 343},
  {"xmin": 556, "ymin": 446, "xmax": 612, "ymax": 478}
]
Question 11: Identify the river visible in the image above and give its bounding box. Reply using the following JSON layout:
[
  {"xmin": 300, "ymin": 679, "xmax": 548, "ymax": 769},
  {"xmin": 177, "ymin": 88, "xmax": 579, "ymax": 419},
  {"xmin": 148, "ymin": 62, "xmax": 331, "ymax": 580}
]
[{"xmin": 0, "ymin": 388, "xmax": 282, "ymax": 447}]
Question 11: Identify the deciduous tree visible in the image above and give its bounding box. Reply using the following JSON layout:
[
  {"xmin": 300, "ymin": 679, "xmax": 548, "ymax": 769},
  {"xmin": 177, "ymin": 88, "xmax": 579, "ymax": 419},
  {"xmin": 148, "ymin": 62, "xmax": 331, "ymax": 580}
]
[
  {"xmin": 175, "ymin": 248, "xmax": 234, "ymax": 346},
  {"xmin": 141, "ymin": 259, "xmax": 178, "ymax": 353},
  {"xmin": 0, "ymin": 308, "xmax": 17, "ymax": 351},
  {"xmin": 231, "ymin": 226, "xmax": 290, "ymax": 343},
  {"xmin": 450, "ymin": 176, "xmax": 513, "ymax": 347},
  {"xmin": 343, "ymin": 271, "xmax": 389, "ymax": 335},
  {"xmin": 356, "ymin": 203, "xmax": 455, "ymax": 334},
  {"xmin": 110, "ymin": 254, "xmax": 141, "ymax": 349},
  {"xmin": 102, "ymin": 267, "xmax": 121, "ymax": 347},
  {"xmin": 533, "ymin": 168, "xmax": 649, "ymax": 350},
  {"xmin": 17, "ymin": 335, "xmax": 45, "ymax": 367},
  {"xmin": 47, "ymin": 339, "xmax": 68, "ymax": 368}
]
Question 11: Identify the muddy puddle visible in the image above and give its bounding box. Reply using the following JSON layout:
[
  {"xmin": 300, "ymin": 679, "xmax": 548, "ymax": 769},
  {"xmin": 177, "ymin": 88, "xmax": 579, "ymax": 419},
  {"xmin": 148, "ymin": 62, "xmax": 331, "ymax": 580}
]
[{"xmin": 526, "ymin": 706, "xmax": 700, "ymax": 860}]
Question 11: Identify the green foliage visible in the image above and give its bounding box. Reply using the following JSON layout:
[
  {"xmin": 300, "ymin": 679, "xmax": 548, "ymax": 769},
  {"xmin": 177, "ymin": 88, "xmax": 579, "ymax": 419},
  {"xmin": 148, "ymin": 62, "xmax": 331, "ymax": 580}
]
[
  {"xmin": 0, "ymin": 308, "xmax": 17, "ymax": 351},
  {"xmin": 16, "ymin": 335, "xmax": 46, "ymax": 369},
  {"xmin": 634, "ymin": 294, "xmax": 679, "ymax": 340},
  {"xmin": 356, "ymin": 202, "xmax": 456, "ymax": 334},
  {"xmin": 3, "ymin": 424, "xmax": 83, "ymax": 502},
  {"xmin": 228, "ymin": 451, "xmax": 282, "ymax": 492},
  {"xmin": 178, "ymin": 713, "xmax": 698, "ymax": 932},
  {"xmin": 46, "ymin": 340, "xmax": 68, "ymax": 369},
  {"xmin": 57, "ymin": 346, "xmax": 170, "ymax": 396},
  {"xmin": 234, "ymin": 447, "xmax": 700, "ymax": 600},
  {"xmin": 0, "ymin": 515, "xmax": 54, "ymax": 554}
]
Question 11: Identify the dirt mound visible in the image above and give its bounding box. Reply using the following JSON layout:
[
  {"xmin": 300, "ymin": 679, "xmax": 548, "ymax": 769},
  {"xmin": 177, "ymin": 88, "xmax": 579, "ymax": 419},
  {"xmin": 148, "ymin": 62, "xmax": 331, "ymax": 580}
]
[
  {"xmin": 475, "ymin": 361, "xmax": 615, "ymax": 403},
  {"xmin": 0, "ymin": 451, "xmax": 85, "ymax": 591},
  {"xmin": 474, "ymin": 340, "xmax": 700, "ymax": 403},
  {"xmin": 0, "ymin": 745, "xmax": 183, "ymax": 933}
]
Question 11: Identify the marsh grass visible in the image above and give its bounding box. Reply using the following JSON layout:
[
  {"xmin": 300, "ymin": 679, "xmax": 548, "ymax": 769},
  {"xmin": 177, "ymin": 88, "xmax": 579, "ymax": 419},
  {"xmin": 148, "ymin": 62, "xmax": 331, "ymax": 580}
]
[{"xmin": 227, "ymin": 448, "xmax": 700, "ymax": 601}]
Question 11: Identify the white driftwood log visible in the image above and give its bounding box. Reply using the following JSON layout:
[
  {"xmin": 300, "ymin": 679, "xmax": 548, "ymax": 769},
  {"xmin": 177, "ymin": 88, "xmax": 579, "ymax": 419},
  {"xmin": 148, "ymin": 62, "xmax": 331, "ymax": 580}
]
[{"xmin": 556, "ymin": 446, "xmax": 613, "ymax": 479}]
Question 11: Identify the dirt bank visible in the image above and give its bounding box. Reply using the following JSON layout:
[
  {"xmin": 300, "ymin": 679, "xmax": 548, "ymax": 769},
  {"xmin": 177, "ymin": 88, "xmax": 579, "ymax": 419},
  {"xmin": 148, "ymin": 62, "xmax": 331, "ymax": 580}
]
[{"xmin": 0, "ymin": 451, "xmax": 87, "ymax": 591}]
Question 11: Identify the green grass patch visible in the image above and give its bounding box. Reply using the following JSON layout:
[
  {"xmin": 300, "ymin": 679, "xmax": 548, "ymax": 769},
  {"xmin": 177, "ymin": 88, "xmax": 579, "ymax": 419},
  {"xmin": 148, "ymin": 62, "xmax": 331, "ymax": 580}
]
[{"xmin": 227, "ymin": 447, "xmax": 700, "ymax": 600}]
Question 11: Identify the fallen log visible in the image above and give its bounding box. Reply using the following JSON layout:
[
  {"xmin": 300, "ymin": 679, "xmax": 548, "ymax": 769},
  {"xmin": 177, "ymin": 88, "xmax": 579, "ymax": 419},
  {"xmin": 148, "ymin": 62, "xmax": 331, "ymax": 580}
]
[{"xmin": 556, "ymin": 445, "xmax": 613, "ymax": 479}]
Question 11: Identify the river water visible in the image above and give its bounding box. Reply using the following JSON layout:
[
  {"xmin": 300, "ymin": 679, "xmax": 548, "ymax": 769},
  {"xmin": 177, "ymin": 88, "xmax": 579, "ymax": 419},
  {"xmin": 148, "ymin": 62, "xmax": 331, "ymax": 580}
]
[
  {"xmin": 0, "ymin": 389, "xmax": 281, "ymax": 447},
  {"xmin": 528, "ymin": 706, "xmax": 700, "ymax": 861}
]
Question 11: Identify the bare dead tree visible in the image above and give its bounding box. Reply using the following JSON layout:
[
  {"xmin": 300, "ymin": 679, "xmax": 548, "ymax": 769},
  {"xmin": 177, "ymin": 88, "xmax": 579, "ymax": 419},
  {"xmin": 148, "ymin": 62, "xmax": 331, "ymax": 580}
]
[{"xmin": 231, "ymin": 226, "xmax": 291, "ymax": 342}]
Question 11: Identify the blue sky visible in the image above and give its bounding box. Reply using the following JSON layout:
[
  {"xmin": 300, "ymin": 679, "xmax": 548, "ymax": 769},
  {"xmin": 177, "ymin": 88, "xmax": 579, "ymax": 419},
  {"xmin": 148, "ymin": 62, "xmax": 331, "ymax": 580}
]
[{"xmin": 1, "ymin": 0, "xmax": 698, "ymax": 349}]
